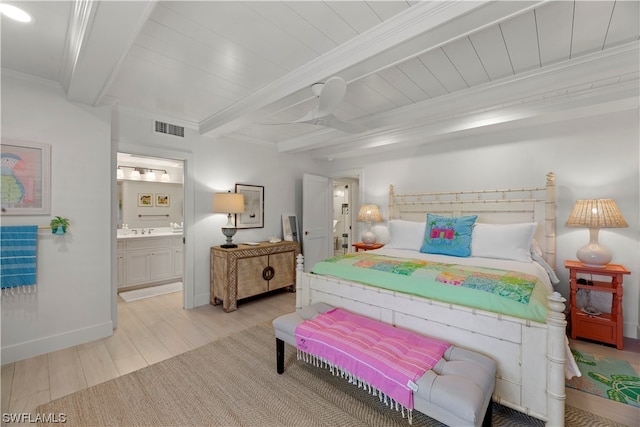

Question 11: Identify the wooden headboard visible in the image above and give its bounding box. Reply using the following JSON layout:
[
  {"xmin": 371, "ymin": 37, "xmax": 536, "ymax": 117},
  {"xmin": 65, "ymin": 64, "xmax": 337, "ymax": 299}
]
[{"xmin": 388, "ymin": 172, "xmax": 556, "ymax": 268}]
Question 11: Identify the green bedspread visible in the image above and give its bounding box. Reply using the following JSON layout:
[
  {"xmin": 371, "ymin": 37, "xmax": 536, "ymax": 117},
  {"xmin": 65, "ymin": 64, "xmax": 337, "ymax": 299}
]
[{"xmin": 311, "ymin": 253, "xmax": 549, "ymax": 323}]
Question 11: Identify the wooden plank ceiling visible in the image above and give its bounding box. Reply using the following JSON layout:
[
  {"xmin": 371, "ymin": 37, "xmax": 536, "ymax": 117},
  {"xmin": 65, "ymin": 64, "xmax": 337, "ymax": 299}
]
[{"xmin": 2, "ymin": 1, "xmax": 638, "ymax": 159}]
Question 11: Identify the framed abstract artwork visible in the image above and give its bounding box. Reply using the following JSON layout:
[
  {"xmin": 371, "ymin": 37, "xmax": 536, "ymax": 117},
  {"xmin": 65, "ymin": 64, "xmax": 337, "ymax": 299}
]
[
  {"xmin": 1, "ymin": 140, "xmax": 51, "ymax": 215},
  {"xmin": 155, "ymin": 193, "xmax": 170, "ymax": 207},
  {"xmin": 235, "ymin": 183, "xmax": 264, "ymax": 228},
  {"xmin": 138, "ymin": 193, "xmax": 153, "ymax": 207}
]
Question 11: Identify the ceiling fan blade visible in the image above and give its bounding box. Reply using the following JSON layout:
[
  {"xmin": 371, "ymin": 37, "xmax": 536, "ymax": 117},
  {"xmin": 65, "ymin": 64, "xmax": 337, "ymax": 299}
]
[
  {"xmin": 324, "ymin": 114, "xmax": 368, "ymax": 134},
  {"xmin": 316, "ymin": 77, "xmax": 346, "ymax": 115}
]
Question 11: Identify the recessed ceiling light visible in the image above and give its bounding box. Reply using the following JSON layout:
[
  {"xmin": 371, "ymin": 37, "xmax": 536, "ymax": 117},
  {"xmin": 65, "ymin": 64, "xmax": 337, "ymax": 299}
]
[{"xmin": 0, "ymin": 4, "xmax": 32, "ymax": 23}]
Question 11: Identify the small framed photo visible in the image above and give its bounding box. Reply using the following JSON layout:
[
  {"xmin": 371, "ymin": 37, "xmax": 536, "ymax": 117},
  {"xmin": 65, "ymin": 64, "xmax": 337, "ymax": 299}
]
[
  {"xmin": 138, "ymin": 193, "xmax": 153, "ymax": 207},
  {"xmin": 155, "ymin": 193, "xmax": 170, "ymax": 207},
  {"xmin": 282, "ymin": 214, "xmax": 299, "ymax": 242},
  {"xmin": 235, "ymin": 184, "xmax": 264, "ymax": 229},
  {"xmin": 0, "ymin": 139, "xmax": 51, "ymax": 215}
]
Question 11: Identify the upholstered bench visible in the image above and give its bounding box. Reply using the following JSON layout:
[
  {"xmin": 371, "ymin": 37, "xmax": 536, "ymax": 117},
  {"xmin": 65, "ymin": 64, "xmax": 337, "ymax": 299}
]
[{"xmin": 273, "ymin": 303, "xmax": 496, "ymax": 427}]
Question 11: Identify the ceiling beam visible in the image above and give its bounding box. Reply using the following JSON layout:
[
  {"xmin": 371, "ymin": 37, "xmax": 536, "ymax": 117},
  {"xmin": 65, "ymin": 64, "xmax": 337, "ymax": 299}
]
[
  {"xmin": 62, "ymin": 0, "xmax": 156, "ymax": 106},
  {"xmin": 197, "ymin": 0, "xmax": 503, "ymax": 137},
  {"xmin": 277, "ymin": 41, "xmax": 640, "ymax": 155},
  {"xmin": 314, "ymin": 93, "xmax": 638, "ymax": 161}
]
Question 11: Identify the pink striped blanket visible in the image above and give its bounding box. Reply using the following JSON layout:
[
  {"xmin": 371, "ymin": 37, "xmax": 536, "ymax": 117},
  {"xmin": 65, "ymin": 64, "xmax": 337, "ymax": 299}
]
[{"xmin": 295, "ymin": 308, "xmax": 450, "ymax": 410}]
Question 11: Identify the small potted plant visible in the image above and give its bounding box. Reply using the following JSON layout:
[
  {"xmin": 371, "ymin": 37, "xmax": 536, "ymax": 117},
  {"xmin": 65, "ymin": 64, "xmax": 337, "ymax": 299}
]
[{"xmin": 50, "ymin": 216, "xmax": 70, "ymax": 235}]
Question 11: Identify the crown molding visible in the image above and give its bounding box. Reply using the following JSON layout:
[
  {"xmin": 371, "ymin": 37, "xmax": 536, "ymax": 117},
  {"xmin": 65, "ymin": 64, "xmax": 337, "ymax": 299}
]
[{"xmin": 1, "ymin": 68, "xmax": 63, "ymax": 90}]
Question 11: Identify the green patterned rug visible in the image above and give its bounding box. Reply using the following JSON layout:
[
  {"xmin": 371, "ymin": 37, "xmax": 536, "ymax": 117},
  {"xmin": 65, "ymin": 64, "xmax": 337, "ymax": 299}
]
[{"xmin": 566, "ymin": 348, "xmax": 640, "ymax": 408}]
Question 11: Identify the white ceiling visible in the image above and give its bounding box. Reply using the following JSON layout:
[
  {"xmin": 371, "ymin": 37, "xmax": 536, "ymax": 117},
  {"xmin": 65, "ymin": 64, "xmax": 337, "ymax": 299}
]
[{"xmin": 2, "ymin": 1, "xmax": 638, "ymax": 160}]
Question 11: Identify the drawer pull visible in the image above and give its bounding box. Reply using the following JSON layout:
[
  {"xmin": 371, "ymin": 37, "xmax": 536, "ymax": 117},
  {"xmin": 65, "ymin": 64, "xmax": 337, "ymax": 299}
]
[{"xmin": 262, "ymin": 266, "xmax": 275, "ymax": 281}]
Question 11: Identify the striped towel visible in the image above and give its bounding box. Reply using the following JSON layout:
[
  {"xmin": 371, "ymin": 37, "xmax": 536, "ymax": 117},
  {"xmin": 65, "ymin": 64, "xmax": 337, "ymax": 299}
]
[{"xmin": 1, "ymin": 225, "xmax": 38, "ymax": 289}]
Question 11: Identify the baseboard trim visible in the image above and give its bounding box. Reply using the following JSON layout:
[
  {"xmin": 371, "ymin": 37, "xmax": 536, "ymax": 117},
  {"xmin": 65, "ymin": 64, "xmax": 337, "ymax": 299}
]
[{"xmin": 1, "ymin": 321, "xmax": 113, "ymax": 365}]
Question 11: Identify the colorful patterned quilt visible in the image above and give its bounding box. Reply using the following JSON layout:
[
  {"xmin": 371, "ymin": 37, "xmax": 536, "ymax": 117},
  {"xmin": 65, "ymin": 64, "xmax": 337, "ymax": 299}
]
[{"xmin": 311, "ymin": 253, "xmax": 549, "ymax": 323}]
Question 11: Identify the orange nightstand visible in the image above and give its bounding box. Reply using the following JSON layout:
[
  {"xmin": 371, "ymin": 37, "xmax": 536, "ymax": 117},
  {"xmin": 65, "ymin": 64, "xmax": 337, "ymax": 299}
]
[
  {"xmin": 565, "ymin": 260, "xmax": 630, "ymax": 349},
  {"xmin": 352, "ymin": 242, "xmax": 384, "ymax": 252}
]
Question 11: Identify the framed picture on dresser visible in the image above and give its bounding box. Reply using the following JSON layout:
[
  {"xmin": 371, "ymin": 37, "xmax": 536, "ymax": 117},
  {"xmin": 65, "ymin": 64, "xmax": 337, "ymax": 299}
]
[{"xmin": 282, "ymin": 214, "xmax": 299, "ymax": 242}]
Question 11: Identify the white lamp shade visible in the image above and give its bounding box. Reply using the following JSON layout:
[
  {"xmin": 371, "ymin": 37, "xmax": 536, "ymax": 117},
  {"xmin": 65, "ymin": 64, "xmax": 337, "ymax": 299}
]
[{"xmin": 212, "ymin": 193, "xmax": 245, "ymax": 214}]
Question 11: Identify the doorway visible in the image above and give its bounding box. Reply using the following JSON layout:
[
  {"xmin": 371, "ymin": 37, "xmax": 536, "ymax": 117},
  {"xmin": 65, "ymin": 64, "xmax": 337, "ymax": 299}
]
[
  {"xmin": 113, "ymin": 145, "xmax": 194, "ymax": 329},
  {"xmin": 116, "ymin": 153, "xmax": 184, "ymax": 296},
  {"xmin": 331, "ymin": 176, "xmax": 360, "ymax": 255}
]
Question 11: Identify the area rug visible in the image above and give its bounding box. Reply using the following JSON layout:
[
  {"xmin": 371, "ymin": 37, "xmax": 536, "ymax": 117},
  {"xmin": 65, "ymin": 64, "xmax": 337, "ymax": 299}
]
[
  {"xmin": 566, "ymin": 348, "xmax": 640, "ymax": 408},
  {"xmin": 118, "ymin": 282, "xmax": 182, "ymax": 302},
  {"xmin": 38, "ymin": 324, "xmax": 625, "ymax": 426}
]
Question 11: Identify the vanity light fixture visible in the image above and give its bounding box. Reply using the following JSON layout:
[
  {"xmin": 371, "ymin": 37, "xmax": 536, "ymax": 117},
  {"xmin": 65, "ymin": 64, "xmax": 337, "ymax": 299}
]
[
  {"xmin": 117, "ymin": 166, "xmax": 170, "ymax": 181},
  {"xmin": 0, "ymin": 4, "xmax": 32, "ymax": 22}
]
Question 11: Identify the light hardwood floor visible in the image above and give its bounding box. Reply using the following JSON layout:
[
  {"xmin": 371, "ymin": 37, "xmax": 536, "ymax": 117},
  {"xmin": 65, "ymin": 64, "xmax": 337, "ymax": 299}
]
[{"xmin": 2, "ymin": 289, "xmax": 639, "ymax": 426}]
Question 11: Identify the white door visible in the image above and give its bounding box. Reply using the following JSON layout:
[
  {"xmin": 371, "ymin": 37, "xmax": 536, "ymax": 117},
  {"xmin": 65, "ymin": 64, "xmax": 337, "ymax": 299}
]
[{"xmin": 302, "ymin": 174, "xmax": 332, "ymax": 272}]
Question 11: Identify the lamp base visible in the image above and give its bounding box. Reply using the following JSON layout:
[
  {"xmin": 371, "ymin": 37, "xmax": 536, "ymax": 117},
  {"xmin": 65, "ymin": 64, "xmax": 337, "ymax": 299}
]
[
  {"xmin": 576, "ymin": 244, "xmax": 611, "ymax": 268},
  {"xmin": 221, "ymin": 227, "xmax": 238, "ymax": 248},
  {"xmin": 362, "ymin": 230, "xmax": 377, "ymax": 244},
  {"xmin": 576, "ymin": 228, "xmax": 611, "ymax": 268}
]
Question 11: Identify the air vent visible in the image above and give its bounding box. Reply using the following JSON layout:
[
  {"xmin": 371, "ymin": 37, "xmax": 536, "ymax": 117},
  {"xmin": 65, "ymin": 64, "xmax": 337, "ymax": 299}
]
[{"xmin": 155, "ymin": 121, "xmax": 184, "ymax": 137}]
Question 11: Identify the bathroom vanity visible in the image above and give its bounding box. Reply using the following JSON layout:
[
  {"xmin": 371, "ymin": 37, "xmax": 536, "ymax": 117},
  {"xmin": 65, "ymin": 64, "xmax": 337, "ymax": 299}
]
[{"xmin": 117, "ymin": 229, "xmax": 183, "ymax": 290}]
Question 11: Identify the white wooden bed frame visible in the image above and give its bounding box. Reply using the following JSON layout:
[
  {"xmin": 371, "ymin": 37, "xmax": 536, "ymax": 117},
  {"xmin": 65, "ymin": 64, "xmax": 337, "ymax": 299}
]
[{"xmin": 296, "ymin": 172, "xmax": 567, "ymax": 426}]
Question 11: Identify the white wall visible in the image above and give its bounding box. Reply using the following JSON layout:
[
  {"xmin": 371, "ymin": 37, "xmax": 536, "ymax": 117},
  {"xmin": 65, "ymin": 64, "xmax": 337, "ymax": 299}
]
[
  {"xmin": 114, "ymin": 110, "xmax": 324, "ymax": 307},
  {"xmin": 119, "ymin": 181, "xmax": 183, "ymax": 228},
  {"xmin": 327, "ymin": 108, "xmax": 640, "ymax": 338},
  {"xmin": 1, "ymin": 73, "xmax": 113, "ymax": 363}
]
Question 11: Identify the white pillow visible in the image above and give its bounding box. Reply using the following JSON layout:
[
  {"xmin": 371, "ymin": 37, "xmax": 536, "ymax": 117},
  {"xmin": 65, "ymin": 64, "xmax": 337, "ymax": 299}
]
[
  {"xmin": 471, "ymin": 222, "xmax": 537, "ymax": 263},
  {"xmin": 386, "ymin": 220, "xmax": 425, "ymax": 251}
]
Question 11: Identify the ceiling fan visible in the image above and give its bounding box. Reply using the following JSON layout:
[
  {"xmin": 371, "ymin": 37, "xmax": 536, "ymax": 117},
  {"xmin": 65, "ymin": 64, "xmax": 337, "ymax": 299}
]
[{"xmin": 268, "ymin": 77, "xmax": 368, "ymax": 134}]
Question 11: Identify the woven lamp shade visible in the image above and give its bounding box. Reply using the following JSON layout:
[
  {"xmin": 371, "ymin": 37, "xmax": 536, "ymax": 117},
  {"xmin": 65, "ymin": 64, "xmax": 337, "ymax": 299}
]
[
  {"xmin": 566, "ymin": 199, "xmax": 628, "ymax": 229},
  {"xmin": 357, "ymin": 205, "xmax": 383, "ymax": 223}
]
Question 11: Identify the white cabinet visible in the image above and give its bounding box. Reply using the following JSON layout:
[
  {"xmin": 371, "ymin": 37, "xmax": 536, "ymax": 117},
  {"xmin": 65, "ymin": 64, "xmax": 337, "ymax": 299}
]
[
  {"xmin": 125, "ymin": 251, "xmax": 151, "ymax": 285},
  {"xmin": 118, "ymin": 235, "xmax": 183, "ymax": 289},
  {"xmin": 149, "ymin": 248, "xmax": 173, "ymax": 282}
]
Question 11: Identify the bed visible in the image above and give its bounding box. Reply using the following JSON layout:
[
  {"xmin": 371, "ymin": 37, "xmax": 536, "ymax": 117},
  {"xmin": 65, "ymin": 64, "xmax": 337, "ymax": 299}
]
[{"xmin": 295, "ymin": 172, "xmax": 577, "ymax": 426}]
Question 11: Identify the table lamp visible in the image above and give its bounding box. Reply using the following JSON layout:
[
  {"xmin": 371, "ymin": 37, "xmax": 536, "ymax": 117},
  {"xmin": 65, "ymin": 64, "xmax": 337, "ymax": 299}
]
[
  {"xmin": 212, "ymin": 192, "xmax": 245, "ymax": 248},
  {"xmin": 566, "ymin": 199, "xmax": 627, "ymax": 267},
  {"xmin": 357, "ymin": 204, "xmax": 383, "ymax": 244}
]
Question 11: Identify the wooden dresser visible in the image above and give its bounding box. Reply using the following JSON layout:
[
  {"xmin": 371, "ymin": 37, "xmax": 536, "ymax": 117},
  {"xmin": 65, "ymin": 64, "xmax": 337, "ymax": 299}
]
[{"xmin": 210, "ymin": 241, "xmax": 299, "ymax": 312}]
